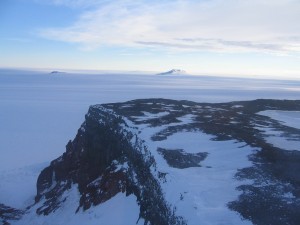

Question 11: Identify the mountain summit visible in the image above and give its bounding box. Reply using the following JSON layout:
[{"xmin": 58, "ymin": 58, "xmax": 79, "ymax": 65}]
[{"xmin": 157, "ymin": 69, "xmax": 187, "ymax": 75}]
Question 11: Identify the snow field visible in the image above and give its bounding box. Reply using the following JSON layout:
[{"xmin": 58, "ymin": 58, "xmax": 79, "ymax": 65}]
[
  {"xmin": 132, "ymin": 115, "xmax": 254, "ymax": 225},
  {"xmin": 12, "ymin": 185, "xmax": 143, "ymax": 225},
  {"xmin": 257, "ymin": 110, "xmax": 300, "ymax": 151}
]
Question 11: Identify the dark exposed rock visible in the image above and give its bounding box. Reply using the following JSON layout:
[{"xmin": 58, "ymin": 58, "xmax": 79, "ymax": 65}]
[
  {"xmin": 157, "ymin": 148, "xmax": 208, "ymax": 168},
  {"xmin": 50, "ymin": 71, "xmax": 64, "ymax": 74},
  {"xmin": 0, "ymin": 204, "xmax": 24, "ymax": 225}
]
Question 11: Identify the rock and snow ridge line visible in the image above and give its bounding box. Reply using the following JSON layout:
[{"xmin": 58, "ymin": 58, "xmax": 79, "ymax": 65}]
[{"xmin": 2, "ymin": 98, "xmax": 300, "ymax": 225}]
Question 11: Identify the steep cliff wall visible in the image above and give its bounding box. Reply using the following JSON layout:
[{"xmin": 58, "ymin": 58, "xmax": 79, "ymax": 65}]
[{"xmin": 35, "ymin": 105, "xmax": 186, "ymax": 225}]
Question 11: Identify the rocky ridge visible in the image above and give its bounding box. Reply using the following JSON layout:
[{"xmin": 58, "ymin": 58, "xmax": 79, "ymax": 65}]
[{"xmin": 35, "ymin": 104, "xmax": 186, "ymax": 225}]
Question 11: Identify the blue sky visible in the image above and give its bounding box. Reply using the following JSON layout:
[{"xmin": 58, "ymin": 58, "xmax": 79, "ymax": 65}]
[{"xmin": 0, "ymin": 0, "xmax": 300, "ymax": 78}]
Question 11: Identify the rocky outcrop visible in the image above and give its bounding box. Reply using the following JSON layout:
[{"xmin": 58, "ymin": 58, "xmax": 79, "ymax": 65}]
[
  {"xmin": 34, "ymin": 98, "xmax": 300, "ymax": 225},
  {"xmin": 157, "ymin": 148, "xmax": 208, "ymax": 169},
  {"xmin": 35, "ymin": 105, "xmax": 186, "ymax": 225},
  {"xmin": 0, "ymin": 204, "xmax": 24, "ymax": 225}
]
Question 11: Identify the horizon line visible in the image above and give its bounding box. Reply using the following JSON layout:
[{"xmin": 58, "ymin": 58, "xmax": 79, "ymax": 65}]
[{"xmin": 0, "ymin": 66, "xmax": 299, "ymax": 81}]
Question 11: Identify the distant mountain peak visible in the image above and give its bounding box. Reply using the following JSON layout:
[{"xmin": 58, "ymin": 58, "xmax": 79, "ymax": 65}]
[
  {"xmin": 50, "ymin": 71, "xmax": 65, "ymax": 74},
  {"xmin": 157, "ymin": 69, "xmax": 187, "ymax": 75}
]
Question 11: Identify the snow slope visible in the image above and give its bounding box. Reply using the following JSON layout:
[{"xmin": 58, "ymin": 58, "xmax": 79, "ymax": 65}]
[
  {"xmin": 0, "ymin": 163, "xmax": 47, "ymax": 209},
  {"xmin": 13, "ymin": 186, "xmax": 143, "ymax": 225}
]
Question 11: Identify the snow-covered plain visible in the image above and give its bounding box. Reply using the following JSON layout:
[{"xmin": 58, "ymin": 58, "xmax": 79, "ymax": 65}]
[{"xmin": 0, "ymin": 69, "xmax": 300, "ymax": 223}]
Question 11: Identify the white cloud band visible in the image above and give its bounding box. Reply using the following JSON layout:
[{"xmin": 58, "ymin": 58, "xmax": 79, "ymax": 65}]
[{"xmin": 39, "ymin": 0, "xmax": 300, "ymax": 54}]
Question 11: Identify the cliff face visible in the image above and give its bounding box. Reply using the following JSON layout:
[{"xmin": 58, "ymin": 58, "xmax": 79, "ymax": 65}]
[
  {"xmin": 33, "ymin": 98, "xmax": 300, "ymax": 225},
  {"xmin": 35, "ymin": 105, "xmax": 186, "ymax": 225}
]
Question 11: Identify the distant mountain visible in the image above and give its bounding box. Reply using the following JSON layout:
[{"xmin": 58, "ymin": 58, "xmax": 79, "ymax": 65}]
[
  {"xmin": 6, "ymin": 99, "xmax": 300, "ymax": 225},
  {"xmin": 157, "ymin": 69, "xmax": 187, "ymax": 75},
  {"xmin": 50, "ymin": 71, "xmax": 65, "ymax": 74}
]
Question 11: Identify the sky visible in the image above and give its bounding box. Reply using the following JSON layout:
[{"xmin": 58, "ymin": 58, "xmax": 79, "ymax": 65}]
[{"xmin": 0, "ymin": 0, "xmax": 300, "ymax": 78}]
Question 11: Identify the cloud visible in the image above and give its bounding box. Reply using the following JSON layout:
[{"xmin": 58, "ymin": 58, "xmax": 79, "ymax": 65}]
[
  {"xmin": 136, "ymin": 41, "xmax": 220, "ymax": 51},
  {"xmin": 38, "ymin": 0, "xmax": 300, "ymax": 54},
  {"xmin": 136, "ymin": 38, "xmax": 289, "ymax": 54}
]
